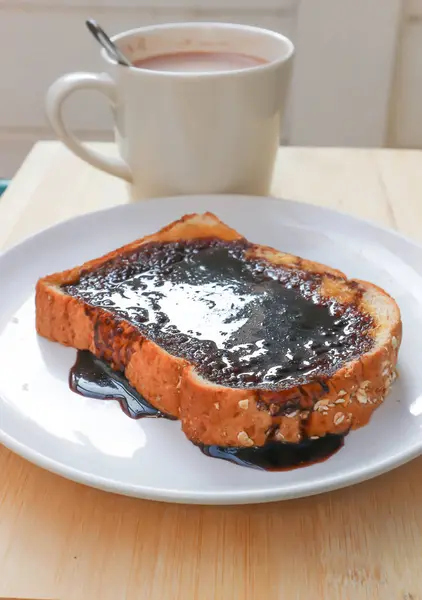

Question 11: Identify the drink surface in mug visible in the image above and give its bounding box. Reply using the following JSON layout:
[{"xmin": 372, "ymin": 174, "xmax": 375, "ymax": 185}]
[
  {"xmin": 132, "ymin": 51, "xmax": 267, "ymax": 72},
  {"xmin": 46, "ymin": 23, "xmax": 294, "ymax": 200}
]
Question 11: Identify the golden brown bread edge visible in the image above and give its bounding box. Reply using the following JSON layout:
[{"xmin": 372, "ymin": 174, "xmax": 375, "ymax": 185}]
[{"xmin": 35, "ymin": 212, "xmax": 402, "ymax": 447}]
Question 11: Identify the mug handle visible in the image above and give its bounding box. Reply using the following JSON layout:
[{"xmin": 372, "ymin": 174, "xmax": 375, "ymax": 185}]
[{"xmin": 46, "ymin": 72, "xmax": 132, "ymax": 182}]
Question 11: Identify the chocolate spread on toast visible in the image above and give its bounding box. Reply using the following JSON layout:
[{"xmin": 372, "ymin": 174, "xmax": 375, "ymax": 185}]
[{"xmin": 63, "ymin": 239, "xmax": 373, "ymax": 390}]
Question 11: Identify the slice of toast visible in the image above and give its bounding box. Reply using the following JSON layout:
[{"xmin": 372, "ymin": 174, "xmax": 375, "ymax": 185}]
[{"xmin": 36, "ymin": 213, "xmax": 401, "ymax": 448}]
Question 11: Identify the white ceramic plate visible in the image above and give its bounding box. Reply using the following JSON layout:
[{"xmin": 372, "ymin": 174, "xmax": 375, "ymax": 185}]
[{"xmin": 1, "ymin": 196, "xmax": 421, "ymax": 505}]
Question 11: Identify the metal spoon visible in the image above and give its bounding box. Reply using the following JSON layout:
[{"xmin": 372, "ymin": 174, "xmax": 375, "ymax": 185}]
[{"xmin": 86, "ymin": 19, "xmax": 132, "ymax": 67}]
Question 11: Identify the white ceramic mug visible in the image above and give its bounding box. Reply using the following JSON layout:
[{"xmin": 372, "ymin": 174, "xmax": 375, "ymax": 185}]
[{"xmin": 46, "ymin": 22, "xmax": 294, "ymax": 200}]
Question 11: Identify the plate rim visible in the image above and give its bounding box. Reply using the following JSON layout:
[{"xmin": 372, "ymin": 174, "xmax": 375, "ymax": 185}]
[
  {"xmin": 2, "ymin": 194, "xmax": 422, "ymax": 263},
  {"xmin": 2, "ymin": 427, "xmax": 421, "ymax": 505},
  {"xmin": 1, "ymin": 194, "xmax": 421, "ymax": 504}
]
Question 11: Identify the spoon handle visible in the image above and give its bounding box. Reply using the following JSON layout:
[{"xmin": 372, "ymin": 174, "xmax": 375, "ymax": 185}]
[{"xmin": 86, "ymin": 19, "xmax": 132, "ymax": 67}]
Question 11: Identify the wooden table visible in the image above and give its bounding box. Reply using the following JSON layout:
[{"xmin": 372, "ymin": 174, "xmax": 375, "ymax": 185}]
[{"xmin": 1, "ymin": 143, "xmax": 422, "ymax": 600}]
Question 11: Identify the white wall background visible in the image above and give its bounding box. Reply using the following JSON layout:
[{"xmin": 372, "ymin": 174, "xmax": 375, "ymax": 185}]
[
  {"xmin": 0, "ymin": 0, "xmax": 421, "ymax": 177},
  {"xmin": 389, "ymin": 0, "xmax": 422, "ymax": 148}
]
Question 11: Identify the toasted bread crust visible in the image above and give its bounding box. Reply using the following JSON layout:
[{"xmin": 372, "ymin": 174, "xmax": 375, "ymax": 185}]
[{"xmin": 36, "ymin": 213, "xmax": 402, "ymax": 447}]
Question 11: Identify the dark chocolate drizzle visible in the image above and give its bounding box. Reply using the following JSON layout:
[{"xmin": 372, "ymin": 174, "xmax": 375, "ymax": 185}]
[
  {"xmin": 69, "ymin": 350, "xmax": 175, "ymax": 420},
  {"xmin": 64, "ymin": 239, "xmax": 373, "ymax": 390},
  {"xmin": 200, "ymin": 434, "xmax": 344, "ymax": 470},
  {"xmin": 69, "ymin": 350, "xmax": 344, "ymax": 470}
]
